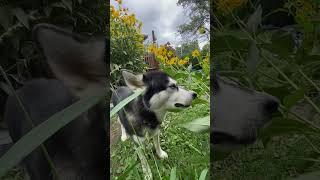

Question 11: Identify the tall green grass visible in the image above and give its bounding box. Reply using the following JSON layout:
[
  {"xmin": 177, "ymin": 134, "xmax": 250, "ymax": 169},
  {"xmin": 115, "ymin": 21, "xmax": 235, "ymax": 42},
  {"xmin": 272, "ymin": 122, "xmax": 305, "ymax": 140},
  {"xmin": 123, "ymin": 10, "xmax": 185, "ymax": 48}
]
[{"xmin": 212, "ymin": 1, "xmax": 320, "ymax": 179}]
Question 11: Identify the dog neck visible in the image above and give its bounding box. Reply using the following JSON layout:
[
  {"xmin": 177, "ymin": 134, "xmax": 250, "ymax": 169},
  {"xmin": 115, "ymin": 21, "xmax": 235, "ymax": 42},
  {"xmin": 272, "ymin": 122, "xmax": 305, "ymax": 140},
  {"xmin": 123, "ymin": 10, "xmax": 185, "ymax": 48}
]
[{"xmin": 140, "ymin": 95, "xmax": 167, "ymax": 123}]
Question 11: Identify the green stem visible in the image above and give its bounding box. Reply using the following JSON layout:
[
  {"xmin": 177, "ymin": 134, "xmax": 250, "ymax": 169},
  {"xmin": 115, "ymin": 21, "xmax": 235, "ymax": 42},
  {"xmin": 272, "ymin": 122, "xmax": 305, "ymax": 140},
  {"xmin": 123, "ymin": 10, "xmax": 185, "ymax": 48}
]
[
  {"xmin": 298, "ymin": 69, "xmax": 320, "ymax": 92},
  {"xmin": 261, "ymin": 53, "xmax": 320, "ymax": 117}
]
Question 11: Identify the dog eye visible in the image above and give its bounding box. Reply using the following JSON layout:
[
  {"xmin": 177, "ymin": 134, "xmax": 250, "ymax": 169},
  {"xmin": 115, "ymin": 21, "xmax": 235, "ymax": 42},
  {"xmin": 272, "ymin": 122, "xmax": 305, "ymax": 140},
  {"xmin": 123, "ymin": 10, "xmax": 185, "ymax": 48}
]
[{"xmin": 169, "ymin": 84, "xmax": 178, "ymax": 90}]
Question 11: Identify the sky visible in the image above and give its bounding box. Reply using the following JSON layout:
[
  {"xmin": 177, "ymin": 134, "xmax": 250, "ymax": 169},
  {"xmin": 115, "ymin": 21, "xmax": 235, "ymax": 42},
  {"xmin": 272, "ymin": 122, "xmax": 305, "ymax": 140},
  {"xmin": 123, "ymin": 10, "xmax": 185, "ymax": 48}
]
[{"xmin": 111, "ymin": 0, "xmax": 208, "ymax": 49}]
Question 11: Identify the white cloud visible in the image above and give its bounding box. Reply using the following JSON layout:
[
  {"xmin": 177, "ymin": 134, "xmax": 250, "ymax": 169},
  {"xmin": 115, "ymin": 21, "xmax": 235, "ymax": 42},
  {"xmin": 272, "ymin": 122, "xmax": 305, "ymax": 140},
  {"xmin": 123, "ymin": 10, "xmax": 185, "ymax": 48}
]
[{"xmin": 111, "ymin": 0, "xmax": 208, "ymax": 48}]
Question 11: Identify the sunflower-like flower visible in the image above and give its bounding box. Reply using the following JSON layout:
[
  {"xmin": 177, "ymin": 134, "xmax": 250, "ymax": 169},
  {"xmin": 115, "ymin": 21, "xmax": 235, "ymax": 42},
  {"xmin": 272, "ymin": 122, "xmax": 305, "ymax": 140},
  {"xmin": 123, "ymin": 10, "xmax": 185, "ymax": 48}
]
[{"xmin": 192, "ymin": 49, "xmax": 200, "ymax": 58}]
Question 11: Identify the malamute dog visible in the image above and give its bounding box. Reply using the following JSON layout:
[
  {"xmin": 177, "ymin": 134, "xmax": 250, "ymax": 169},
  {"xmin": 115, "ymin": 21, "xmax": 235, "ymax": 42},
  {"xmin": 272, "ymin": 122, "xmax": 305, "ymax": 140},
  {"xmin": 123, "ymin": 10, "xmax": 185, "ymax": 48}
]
[
  {"xmin": 4, "ymin": 24, "xmax": 107, "ymax": 179},
  {"xmin": 112, "ymin": 70, "xmax": 197, "ymax": 158},
  {"xmin": 211, "ymin": 74, "xmax": 279, "ymax": 149}
]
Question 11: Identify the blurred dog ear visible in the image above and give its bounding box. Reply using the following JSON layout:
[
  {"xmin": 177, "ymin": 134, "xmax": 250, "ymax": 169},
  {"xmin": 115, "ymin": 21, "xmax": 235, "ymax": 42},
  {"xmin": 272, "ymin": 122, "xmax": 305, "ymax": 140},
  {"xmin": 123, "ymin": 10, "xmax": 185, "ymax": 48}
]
[
  {"xmin": 33, "ymin": 23, "xmax": 107, "ymax": 97},
  {"xmin": 122, "ymin": 70, "xmax": 145, "ymax": 90}
]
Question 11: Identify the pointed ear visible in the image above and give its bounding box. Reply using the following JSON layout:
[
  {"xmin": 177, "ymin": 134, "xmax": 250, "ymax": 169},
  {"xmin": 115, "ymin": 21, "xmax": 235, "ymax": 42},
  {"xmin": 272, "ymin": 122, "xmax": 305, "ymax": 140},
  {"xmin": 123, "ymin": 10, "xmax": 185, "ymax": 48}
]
[
  {"xmin": 33, "ymin": 23, "xmax": 107, "ymax": 97},
  {"xmin": 122, "ymin": 70, "xmax": 145, "ymax": 90}
]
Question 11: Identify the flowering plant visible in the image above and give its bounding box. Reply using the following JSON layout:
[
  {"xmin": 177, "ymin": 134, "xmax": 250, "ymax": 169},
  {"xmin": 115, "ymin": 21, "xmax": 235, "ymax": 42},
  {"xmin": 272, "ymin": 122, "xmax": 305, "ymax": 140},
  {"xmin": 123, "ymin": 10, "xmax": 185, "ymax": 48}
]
[{"xmin": 110, "ymin": 0, "xmax": 146, "ymax": 86}]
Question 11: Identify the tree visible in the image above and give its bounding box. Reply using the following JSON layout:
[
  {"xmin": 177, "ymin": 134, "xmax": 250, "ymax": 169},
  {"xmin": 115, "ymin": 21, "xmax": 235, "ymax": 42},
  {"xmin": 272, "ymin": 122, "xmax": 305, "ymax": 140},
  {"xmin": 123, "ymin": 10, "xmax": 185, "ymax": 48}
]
[
  {"xmin": 176, "ymin": 0, "xmax": 210, "ymax": 39},
  {"xmin": 175, "ymin": 40, "xmax": 200, "ymax": 58}
]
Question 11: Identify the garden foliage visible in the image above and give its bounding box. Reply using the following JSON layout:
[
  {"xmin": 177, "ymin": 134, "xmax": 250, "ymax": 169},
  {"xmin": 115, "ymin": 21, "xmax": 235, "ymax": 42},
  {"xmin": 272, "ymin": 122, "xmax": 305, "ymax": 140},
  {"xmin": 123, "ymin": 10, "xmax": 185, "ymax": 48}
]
[{"xmin": 110, "ymin": 0, "xmax": 145, "ymax": 87}]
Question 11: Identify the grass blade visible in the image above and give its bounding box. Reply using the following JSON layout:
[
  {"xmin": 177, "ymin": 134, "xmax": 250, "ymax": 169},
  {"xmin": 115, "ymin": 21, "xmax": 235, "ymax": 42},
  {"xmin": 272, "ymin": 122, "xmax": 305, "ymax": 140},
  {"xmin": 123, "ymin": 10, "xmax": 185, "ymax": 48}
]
[
  {"xmin": 117, "ymin": 161, "xmax": 139, "ymax": 180},
  {"xmin": 170, "ymin": 167, "xmax": 177, "ymax": 180},
  {"xmin": 110, "ymin": 89, "xmax": 143, "ymax": 117},
  {"xmin": 181, "ymin": 116, "xmax": 210, "ymax": 133},
  {"xmin": 288, "ymin": 171, "xmax": 320, "ymax": 180},
  {"xmin": 198, "ymin": 168, "xmax": 208, "ymax": 180}
]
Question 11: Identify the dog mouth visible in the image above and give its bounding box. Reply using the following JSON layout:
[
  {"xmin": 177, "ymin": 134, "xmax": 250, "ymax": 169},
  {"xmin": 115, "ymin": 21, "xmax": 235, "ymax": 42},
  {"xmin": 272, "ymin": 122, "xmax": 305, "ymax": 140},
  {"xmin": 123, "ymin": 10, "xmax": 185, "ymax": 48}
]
[
  {"xmin": 212, "ymin": 132, "xmax": 256, "ymax": 145},
  {"xmin": 174, "ymin": 103, "xmax": 191, "ymax": 108}
]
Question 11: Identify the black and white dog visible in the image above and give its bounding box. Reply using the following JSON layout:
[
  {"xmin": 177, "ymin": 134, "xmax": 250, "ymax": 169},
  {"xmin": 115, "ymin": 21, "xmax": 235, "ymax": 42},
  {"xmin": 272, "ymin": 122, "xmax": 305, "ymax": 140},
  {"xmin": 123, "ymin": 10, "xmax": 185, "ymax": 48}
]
[
  {"xmin": 211, "ymin": 75, "xmax": 279, "ymax": 149},
  {"xmin": 4, "ymin": 24, "xmax": 107, "ymax": 179},
  {"xmin": 112, "ymin": 70, "xmax": 197, "ymax": 158}
]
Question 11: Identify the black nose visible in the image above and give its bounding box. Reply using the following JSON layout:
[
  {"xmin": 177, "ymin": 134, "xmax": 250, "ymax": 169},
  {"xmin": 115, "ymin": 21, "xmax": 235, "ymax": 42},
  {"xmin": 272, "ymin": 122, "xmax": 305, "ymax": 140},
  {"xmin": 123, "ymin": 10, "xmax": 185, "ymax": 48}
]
[
  {"xmin": 264, "ymin": 99, "xmax": 279, "ymax": 114},
  {"xmin": 192, "ymin": 92, "xmax": 197, "ymax": 99}
]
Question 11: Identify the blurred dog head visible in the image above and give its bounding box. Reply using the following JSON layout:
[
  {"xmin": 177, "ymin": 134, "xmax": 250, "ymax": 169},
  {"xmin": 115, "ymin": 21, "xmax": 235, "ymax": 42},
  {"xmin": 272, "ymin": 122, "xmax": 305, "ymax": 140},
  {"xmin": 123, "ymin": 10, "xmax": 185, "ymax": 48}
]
[{"xmin": 211, "ymin": 75, "xmax": 279, "ymax": 149}]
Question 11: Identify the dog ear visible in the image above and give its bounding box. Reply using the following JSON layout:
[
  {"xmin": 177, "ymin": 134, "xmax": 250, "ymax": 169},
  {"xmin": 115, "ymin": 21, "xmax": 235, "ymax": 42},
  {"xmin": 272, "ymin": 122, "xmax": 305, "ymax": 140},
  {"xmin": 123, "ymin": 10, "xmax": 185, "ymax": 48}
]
[
  {"xmin": 122, "ymin": 70, "xmax": 144, "ymax": 90},
  {"xmin": 33, "ymin": 23, "xmax": 107, "ymax": 97}
]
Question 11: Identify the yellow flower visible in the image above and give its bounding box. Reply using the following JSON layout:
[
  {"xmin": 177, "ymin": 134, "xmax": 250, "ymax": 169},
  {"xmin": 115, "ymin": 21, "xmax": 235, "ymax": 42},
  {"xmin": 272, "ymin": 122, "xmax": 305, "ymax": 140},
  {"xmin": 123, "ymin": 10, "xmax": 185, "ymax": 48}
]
[
  {"xmin": 203, "ymin": 57, "xmax": 209, "ymax": 65},
  {"xmin": 169, "ymin": 57, "xmax": 179, "ymax": 65},
  {"xmin": 192, "ymin": 49, "xmax": 200, "ymax": 58},
  {"xmin": 125, "ymin": 14, "xmax": 136, "ymax": 26},
  {"xmin": 178, "ymin": 59, "xmax": 188, "ymax": 65},
  {"xmin": 111, "ymin": 6, "xmax": 120, "ymax": 19},
  {"xmin": 148, "ymin": 44, "xmax": 157, "ymax": 53},
  {"xmin": 116, "ymin": 0, "xmax": 122, "ymax": 4},
  {"xmin": 166, "ymin": 57, "xmax": 178, "ymax": 65},
  {"xmin": 156, "ymin": 46, "xmax": 167, "ymax": 56}
]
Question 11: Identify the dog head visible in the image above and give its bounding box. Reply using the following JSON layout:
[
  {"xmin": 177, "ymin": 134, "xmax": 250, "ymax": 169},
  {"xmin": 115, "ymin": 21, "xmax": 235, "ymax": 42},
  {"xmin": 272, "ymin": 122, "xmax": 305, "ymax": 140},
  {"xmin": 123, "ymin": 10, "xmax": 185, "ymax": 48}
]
[
  {"xmin": 212, "ymin": 76, "xmax": 279, "ymax": 149},
  {"xmin": 122, "ymin": 70, "xmax": 197, "ymax": 112},
  {"xmin": 33, "ymin": 23, "xmax": 107, "ymax": 98}
]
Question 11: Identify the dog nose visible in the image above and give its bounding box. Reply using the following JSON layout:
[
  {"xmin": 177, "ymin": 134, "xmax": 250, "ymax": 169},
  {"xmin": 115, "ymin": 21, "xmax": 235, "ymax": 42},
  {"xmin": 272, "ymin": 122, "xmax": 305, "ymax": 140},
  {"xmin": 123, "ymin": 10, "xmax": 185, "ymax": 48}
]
[
  {"xmin": 192, "ymin": 92, "xmax": 197, "ymax": 99},
  {"xmin": 263, "ymin": 99, "xmax": 279, "ymax": 114}
]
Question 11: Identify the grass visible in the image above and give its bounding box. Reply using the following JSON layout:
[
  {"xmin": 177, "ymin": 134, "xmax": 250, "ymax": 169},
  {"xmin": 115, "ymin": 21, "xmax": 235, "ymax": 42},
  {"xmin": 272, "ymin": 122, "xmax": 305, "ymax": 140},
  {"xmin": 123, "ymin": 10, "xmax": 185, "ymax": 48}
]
[
  {"xmin": 110, "ymin": 103, "xmax": 210, "ymax": 179},
  {"xmin": 0, "ymin": 168, "xmax": 24, "ymax": 180},
  {"xmin": 213, "ymin": 133, "xmax": 320, "ymax": 180}
]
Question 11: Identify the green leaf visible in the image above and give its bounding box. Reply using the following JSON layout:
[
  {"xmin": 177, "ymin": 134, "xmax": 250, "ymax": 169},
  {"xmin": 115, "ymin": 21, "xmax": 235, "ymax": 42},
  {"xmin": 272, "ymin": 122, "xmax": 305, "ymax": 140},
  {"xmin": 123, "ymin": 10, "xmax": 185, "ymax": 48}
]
[
  {"xmin": 198, "ymin": 168, "xmax": 208, "ymax": 180},
  {"xmin": 61, "ymin": 0, "xmax": 72, "ymax": 12},
  {"xmin": 11, "ymin": 8, "xmax": 29, "ymax": 29},
  {"xmin": 288, "ymin": 171, "xmax": 320, "ymax": 180},
  {"xmin": 283, "ymin": 89, "xmax": 305, "ymax": 109},
  {"xmin": 0, "ymin": 82, "xmax": 12, "ymax": 96},
  {"xmin": 170, "ymin": 167, "xmax": 177, "ymax": 180},
  {"xmin": 174, "ymin": 72, "xmax": 188, "ymax": 80},
  {"xmin": 259, "ymin": 117, "xmax": 320, "ymax": 145},
  {"xmin": 247, "ymin": 5, "xmax": 262, "ymax": 33},
  {"xmin": 213, "ymin": 32, "xmax": 250, "ymax": 53},
  {"xmin": 51, "ymin": 2, "xmax": 68, "ymax": 9},
  {"xmin": 261, "ymin": 30, "xmax": 295, "ymax": 57},
  {"xmin": 110, "ymin": 89, "xmax": 143, "ymax": 118},
  {"xmin": 246, "ymin": 41, "xmax": 260, "ymax": 75},
  {"xmin": 0, "ymin": 90, "xmax": 107, "ymax": 176},
  {"xmin": 181, "ymin": 116, "xmax": 210, "ymax": 133}
]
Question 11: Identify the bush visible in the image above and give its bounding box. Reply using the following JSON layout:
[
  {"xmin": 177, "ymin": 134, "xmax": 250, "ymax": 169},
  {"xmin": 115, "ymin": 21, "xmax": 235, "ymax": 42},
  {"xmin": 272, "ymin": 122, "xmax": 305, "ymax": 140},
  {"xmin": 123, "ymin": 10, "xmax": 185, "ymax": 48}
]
[{"xmin": 0, "ymin": 0, "xmax": 106, "ymax": 122}]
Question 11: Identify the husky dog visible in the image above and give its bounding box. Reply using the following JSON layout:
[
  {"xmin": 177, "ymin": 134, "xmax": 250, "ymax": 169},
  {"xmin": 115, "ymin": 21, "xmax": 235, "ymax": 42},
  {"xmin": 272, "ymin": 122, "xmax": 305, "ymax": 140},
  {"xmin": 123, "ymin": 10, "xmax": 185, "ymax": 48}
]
[
  {"xmin": 211, "ymin": 75, "xmax": 279, "ymax": 149},
  {"xmin": 112, "ymin": 70, "xmax": 197, "ymax": 158},
  {"xmin": 4, "ymin": 24, "xmax": 107, "ymax": 179}
]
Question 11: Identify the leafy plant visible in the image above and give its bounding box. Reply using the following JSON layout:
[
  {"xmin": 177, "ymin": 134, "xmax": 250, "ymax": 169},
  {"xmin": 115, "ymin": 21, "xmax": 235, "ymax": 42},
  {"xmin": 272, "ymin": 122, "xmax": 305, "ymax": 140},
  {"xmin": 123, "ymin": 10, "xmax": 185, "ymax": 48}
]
[{"xmin": 212, "ymin": 0, "xmax": 320, "ymax": 178}]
